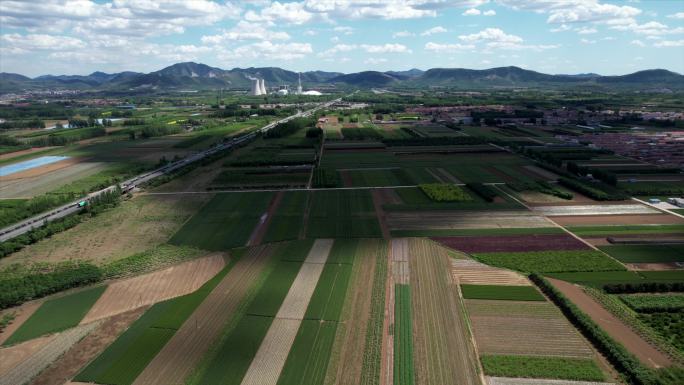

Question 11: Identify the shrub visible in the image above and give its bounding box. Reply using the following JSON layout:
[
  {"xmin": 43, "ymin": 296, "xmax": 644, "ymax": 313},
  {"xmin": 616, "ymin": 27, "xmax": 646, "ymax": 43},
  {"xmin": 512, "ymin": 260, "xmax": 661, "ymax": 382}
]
[
  {"xmin": 559, "ymin": 177, "xmax": 627, "ymax": 201},
  {"xmin": 419, "ymin": 184, "xmax": 472, "ymax": 202},
  {"xmin": 466, "ymin": 183, "xmax": 498, "ymax": 202}
]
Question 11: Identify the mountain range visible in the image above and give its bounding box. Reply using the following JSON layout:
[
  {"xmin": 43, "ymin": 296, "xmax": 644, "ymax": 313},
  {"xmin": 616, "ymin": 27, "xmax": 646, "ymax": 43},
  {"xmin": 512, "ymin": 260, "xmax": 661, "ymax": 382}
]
[{"xmin": 1, "ymin": 62, "xmax": 682, "ymax": 93}]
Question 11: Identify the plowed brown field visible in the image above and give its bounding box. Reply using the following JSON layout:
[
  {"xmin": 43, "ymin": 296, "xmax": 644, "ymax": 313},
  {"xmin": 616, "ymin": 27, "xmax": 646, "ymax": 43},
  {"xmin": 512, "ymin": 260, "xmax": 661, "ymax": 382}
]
[
  {"xmin": 0, "ymin": 335, "xmax": 54, "ymax": 376},
  {"xmin": 131, "ymin": 245, "xmax": 277, "ymax": 385},
  {"xmin": 81, "ymin": 254, "xmax": 225, "ymax": 324},
  {"xmin": 409, "ymin": 238, "xmax": 480, "ymax": 385},
  {"xmin": 387, "ymin": 211, "xmax": 552, "ymax": 231},
  {"xmin": 451, "ymin": 259, "xmax": 530, "ymax": 286}
]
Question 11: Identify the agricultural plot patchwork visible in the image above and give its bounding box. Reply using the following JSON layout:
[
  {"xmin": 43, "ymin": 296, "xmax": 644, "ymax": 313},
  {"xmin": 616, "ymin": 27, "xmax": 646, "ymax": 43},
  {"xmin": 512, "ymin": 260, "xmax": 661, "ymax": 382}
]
[{"xmin": 307, "ymin": 190, "xmax": 382, "ymax": 238}]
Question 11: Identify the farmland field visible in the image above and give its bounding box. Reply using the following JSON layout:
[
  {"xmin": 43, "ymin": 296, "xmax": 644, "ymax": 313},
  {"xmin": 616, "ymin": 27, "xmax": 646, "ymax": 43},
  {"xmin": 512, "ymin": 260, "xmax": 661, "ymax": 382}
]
[
  {"xmin": 263, "ymin": 191, "xmax": 309, "ymax": 242},
  {"xmin": 3, "ymin": 286, "xmax": 105, "ymax": 346},
  {"xmin": 599, "ymin": 244, "xmax": 684, "ymax": 263},
  {"xmin": 480, "ymin": 355, "xmax": 605, "ymax": 382},
  {"xmin": 394, "ymin": 284, "xmax": 415, "ymax": 385},
  {"xmin": 307, "ymin": 190, "xmax": 381, "ymax": 238},
  {"xmin": 433, "ymin": 233, "xmax": 589, "ymax": 254},
  {"xmin": 169, "ymin": 191, "xmax": 273, "ymax": 250},
  {"xmin": 473, "ymin": 250, "xmax": 625, "ymax": 273},
  {"xmin": 461, "ymin": 285, "xmax": 545, "ymax": 301}
]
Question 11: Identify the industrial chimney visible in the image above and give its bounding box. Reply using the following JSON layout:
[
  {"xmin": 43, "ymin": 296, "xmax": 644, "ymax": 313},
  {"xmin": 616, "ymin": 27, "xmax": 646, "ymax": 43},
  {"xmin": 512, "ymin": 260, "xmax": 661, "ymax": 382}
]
[
  {"xmin": 250, "ymin": 78, "xmax": 261, "ymax": 96},
  {"xmin": 259, "ymin": 79, "xmax": 267, "ymax": 95}
]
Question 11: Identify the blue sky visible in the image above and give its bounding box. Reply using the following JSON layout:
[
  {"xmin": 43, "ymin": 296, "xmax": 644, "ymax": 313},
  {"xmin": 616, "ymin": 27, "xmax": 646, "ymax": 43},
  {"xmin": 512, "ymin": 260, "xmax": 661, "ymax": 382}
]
[{"xmin": 1, "ymin": 1, "xmax": 682, "ymax": 77}]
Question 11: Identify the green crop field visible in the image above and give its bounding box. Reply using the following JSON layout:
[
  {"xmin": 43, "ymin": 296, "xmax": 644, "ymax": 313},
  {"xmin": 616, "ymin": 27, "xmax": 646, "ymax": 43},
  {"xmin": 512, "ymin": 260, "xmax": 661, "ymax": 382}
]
[
  {"xmin": 305, "ymin": 263, "xmax": 352, "ymax": 321},
  {"xmin": 619, "ymin": 294, "xmax": 684, "ymax": 312},
  {"xmin": 546, "ymin": 270, "xmax": 684, "ymax": 286},
  {"xmin": 246, "ymin": 261, "xmax": 303, "ymax": 316},
  {"xmin": 394, "ymin": 284, "xmax": 415, "ymax": 385},
  {"xmin": 195, "ymin": 315, "xmax": 274, "ymax": 385},
  {"xmin": 460, "ymin": 285, "xmax": 545, "ymax": 301},
  {"xmin": 277, "ymin": 320, "xmax": 337, "ymax": 385},
  {"xmin": 474, "ymin": 250, "xmax": 625, "ymax": 273},
  {"xmin": 278, "ymin": 239, "xmax": 316, "ymax": 262},
  {"xmin": 326, "ymin": 238, "xmax": 359, "ymax": 264},
  {"xmin": 306, "ymin": 190, "xmax": 381, "ymax": 238},
  {"xmin": 169, "ymin": 191, "xmax": 273, "ymax": 250},
  {"xmin": 4, "ymin": 285, "xmax": 105, "ymax": 345},
  {"xmin": 480, "ymin": 355, "xmax": 605, "ymax": 382},
  {"xmin": 263, "ymin": 191, "xmax": 309, "ymax": 243},
  {"xmin": 599, "ymin": 244, "xmax": 684, "ymax": 263},
  {"xmin": 75, "ymin": 260, "xmax": 234, "ymax": 385}
]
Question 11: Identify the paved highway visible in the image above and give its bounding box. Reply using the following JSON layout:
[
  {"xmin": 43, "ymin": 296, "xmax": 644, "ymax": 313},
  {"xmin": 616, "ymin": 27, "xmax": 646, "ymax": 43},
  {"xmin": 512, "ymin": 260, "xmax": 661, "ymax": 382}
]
[{"xmin": 0, "ymin": 97, "xmax": 341, "ymax": 243}]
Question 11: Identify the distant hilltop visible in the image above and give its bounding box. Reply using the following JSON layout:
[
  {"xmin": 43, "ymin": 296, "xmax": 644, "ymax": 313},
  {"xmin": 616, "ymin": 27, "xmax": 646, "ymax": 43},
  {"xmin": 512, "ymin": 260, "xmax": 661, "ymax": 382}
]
[{"xmin": 1, "ymin": 62, "xmax": 682, "ymax": 93}]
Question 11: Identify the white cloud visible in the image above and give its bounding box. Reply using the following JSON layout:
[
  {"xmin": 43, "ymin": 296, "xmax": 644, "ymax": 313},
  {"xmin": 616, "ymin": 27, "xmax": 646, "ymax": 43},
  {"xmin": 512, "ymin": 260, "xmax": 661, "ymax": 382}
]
[
  {"xmin": 320, "ymin": 42, "xmax": 411, "ymax": 56},
  {"xmin": 550, "ymin": 24, "xmax": 571, "ymax": 32},
  {"xmin": 580, "ymin": 38, "xmax": 596, "ymax": 44},
  {"xmin": 654, "ymin": 39, "xmax": 684, "ymax": 47},
  {"xmin": 1, "ymin": 33, "xmax": 86, "ymax": 54},
  {"xmin": 304, "ymin": 29, "xmax": 317, "ymax": 36},
  {"xmin": 458, "ymin": 27, "xmax": 559, "ymax": 51},
  {"xmin": 462, "ymin": 8, "xmax": 481, "ymax": 16},
  {"xmin": 424, "ymin": 42, "xmax": 475, "ymax": 52},
  {"xmin": 421, "ymin": 26, "xmax": 448, "ymax": 36},
  {"xmin": 611, "ymin": 21, "xmax": 684, "ymax": 36},
  {"xmin": 630, "ymin": 39, "xmax": 645, "ymax": 47},
  {"xmin": 201, "ymin": 21, "xmax": 290, "ymax": 45},
  {"xmin": 483, "ymin": 10, "xmax": 496, "ymax": 16},
  {"xmin": 245, "ymin": 1, "xmax": 313, "ymax": 25},
  {"xmin": 497, "ymin": 0, "xmax": 641, "ymax": 26},
  {"xmin": 222, "ymin": 41, "xmax": 313, "ymax": 62},
  {"xmin": 576, "ymin": 27, "xmax": 597, "ymax": 34},
  {"xmin": 393, "ymin": 30, "xmax": 415, "ymax": 38},
  {"xmin": 334, "ymin": 26, "xmax": 354, "ymax": 35},
  {"xmin": 667, "ymin": 12, "xmax": 684, "ymax": 19}
]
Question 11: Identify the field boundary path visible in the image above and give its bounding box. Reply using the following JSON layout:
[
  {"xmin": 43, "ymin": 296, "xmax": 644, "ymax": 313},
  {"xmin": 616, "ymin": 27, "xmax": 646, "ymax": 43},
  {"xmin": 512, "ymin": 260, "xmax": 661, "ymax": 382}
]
[
  {"xmin": 372, "ymin": 189, "xmax": 391, "ymax": 239},
  {"xmin": 0, "ymin": 302, "xmax": 41, "ymax": 345},
  {"xmin": 239, "ymin": 239, "xmax": 333, "ymax": 385},
  {"xmin": 547, "ymin": 278, "xmax": 672, "ymax": 368},
  {"xmin": 0, "ymin": 322, "xmax": 100, "ymax": 385},
  {"xmin": 131, "ymin": 245, "xmax": 277, "ymax": 385},
  {"xmin": 487, "ymin": 377, "xmax": 614, "ymax": 385}
]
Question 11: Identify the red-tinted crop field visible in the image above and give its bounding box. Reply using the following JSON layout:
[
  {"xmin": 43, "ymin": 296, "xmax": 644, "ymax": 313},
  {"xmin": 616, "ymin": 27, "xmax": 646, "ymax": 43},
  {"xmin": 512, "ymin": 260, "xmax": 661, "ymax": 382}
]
[{"xmin": 432, "ymin": 234, "xmax": 589, "ymax": 254}]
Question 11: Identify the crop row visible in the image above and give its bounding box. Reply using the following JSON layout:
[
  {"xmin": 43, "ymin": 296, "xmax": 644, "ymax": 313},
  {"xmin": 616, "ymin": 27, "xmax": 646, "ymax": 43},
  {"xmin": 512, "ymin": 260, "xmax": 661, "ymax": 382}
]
[
  {"xmin": 394, "ymin": 284, "xmax": 415, "ymax": 385},
  {"xmin": 474, "ymin": 250, "xmax": 625, "ymax": 273}
]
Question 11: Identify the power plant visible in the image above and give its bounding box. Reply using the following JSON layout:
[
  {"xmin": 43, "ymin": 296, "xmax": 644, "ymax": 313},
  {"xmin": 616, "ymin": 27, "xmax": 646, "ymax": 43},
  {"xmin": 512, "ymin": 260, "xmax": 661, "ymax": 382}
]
[{"xmin": 248, "ymin": 76, "xmax": 267, "ymax": 96}]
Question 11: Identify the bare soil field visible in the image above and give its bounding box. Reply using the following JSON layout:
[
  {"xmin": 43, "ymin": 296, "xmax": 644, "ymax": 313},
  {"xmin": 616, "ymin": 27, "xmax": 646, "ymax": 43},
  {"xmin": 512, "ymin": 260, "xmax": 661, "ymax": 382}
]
[
  {"xmin": 81, "ymin": 254, "xmax": 225, "ymax": 324},
  {"xmin": 0, "ymin": 302, "xmax": 41, "ymax": 345},
  {"xmin": 29, "ymin": 307, "xmax": 146, "ymax": 385},
  {"xmin": 551, "ymin": 214, "xmax": 684, "ymax": 227},
  {"xmin": 487, "ymin": 377, "xmax": 614, "ymax": 385},
  {"xmin": 434, "ymin": 234, "xmax": 589, "ymax": 253},
  {"xmin": 324, "ymin": 239, "xmax": 386, "ymax": 385},
  {"xmin": 518, "ymin": 190, "xmax": 572, "ymax": 204},
  {"xmin": 409, "ymin": 238, "xmax": 480, "ymax": 385},
  {"xmin": 387, "ymin": 211, "xmax": 553, "ymax": 230},
  {"xmin": 391, "ymin": 238, "xmax": 410, "ymax": 284},
  {"xmin": 533, "ymin": 204, "xmax": 658, "ymax": 216},
  {"xmin": 0, "ymin": 335, "xmax": 55, "ymax": 376},
  {"xmin": 625, "ymin": 262, "xmax": 684, "ymax": 271},
  {"xmin": 132, "ymin": 245, "xmax": 277, "ymax": 385},
  {"xmin": 0, "ymin": 161, "xmax": 106, "ymax": 198},
  {"xmin": 1, "ymin": 157, "xmax": 81, "ymax": 181},
  {"xmin": 451, "ymin": 259, "xmax": 530, "ymax": 286},
  {"xmin": 2, "ymin": 194, "xmax": 211, "ymax": 266},
  {"xmin": 0, "ymin": 322, "xmax": 99, "ymax": 385},
  {"xmin": 547, "ymin": 278, "xmax": 672, "ymax": 368}
]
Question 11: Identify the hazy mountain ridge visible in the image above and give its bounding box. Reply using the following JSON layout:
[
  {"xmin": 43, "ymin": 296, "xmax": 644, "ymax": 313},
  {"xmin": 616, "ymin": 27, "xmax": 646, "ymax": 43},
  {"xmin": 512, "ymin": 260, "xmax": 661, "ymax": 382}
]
[{"xmin": 1, "ymin": 62, "xmax": 682, "ymax": 92}]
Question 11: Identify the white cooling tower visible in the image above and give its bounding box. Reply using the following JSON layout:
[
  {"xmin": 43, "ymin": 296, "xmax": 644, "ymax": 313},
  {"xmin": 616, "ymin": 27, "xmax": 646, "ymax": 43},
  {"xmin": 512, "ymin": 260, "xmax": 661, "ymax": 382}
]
[
  {"xmin": 259, "ymin": 78, "xmax": 267, "ymax": 95},
  {"xmin": 250, "ymin": 78, "xmax": 261, "ymax": 96}
]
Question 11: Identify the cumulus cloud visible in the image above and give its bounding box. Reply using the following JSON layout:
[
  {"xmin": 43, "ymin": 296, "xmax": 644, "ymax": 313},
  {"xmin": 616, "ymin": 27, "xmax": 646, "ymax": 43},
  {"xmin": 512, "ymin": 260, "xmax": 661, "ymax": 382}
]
[
  {"xmin": 667, "ymin": 12, "xmax": 684, "ymax": 19},
  {"xmin": 630, "ymin": 39, "xmax": 645, "ymax": 47},
  {"xmin": 334, "ymin": 26, "xmax": 354, "ymax": 35},
  {"xmin": 1, "ymin": 33, "xmax": 86, "ymax": 54},
  {"xmin": 611, "ymin": 21, "xmax": 684, "ymax": 36},
  {"xmin": 458, "ymin": 27, "xmax": 559, "ymax": 51},
  {"xmin": 201, "ymin": 21, "xmax": 290, "ymax": 45},
  {"xmin": 496, "ymin": 0, "xmax": 641, "ymax": 26},
  {"xmin": 580, "ymin": 38, "xmax": 596, "ymax": 44},
  {"xmin": 483, "ymin": 10, "xmax": 496, "ymax": 16},
  {"xmin": 222, "ymin": 41, "xmax": 313, "ymax": 61},
  {"xmin": 462, "ymin": 8, "xmax": 481, "ymax": 16},
  {"xmin": 319, "ymin": 42, "xmax": 411, "ymax": 56},
  {"xmin": 421, "ymin": 26, "xmax": 448, "ymax": 36},
  {"xmin": 245, "ymin": 1, "xmax": 313, "ymax": 25},
  {"xmin": 654, "ymin": 39, "xmax": 684, "ymax": 47},
  {"xmin": 424, "ymin": 42, "xmax": 475, "ymax": 52},
  {"xmin": 364, "ymin": 58, "xmax": 387, "ymax": 65},
  {"xmin": 576, "ymin": 27, "xmax": 597, "ymax": 34}
]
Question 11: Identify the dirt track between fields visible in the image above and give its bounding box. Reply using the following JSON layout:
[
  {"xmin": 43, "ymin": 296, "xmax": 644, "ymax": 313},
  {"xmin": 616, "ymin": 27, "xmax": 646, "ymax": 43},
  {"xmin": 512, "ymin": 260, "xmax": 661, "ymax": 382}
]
[
  {"xmin": 0, "ymin": 147, "xmax": 57, "ymax": 161},
  {"xmin": 248, "ymin": 191, "xmax": 283, "ymax": 246},
  {"xmin": 547, "ymin": 278, "xmax": 672, "ymax": 368},
  {"xmin": 0, "ymin": 335, "xmax": 54, "ymax": 376},
  {"xmin": 372, "ymin": 190, "xmax": 391, "ymax": 239},
  {"xmin": 387, "ymin": 211, "xmax": 553, "ymax": 230},
  {"xmin": 131, "ymin": 245, "xmax": 276, "ymax": 385},
  {"xmin": 28, "ymin": 307, "xmax": 146, "ymax": 385},
  {"xmin": 81, "ymin": 254, "xmax": 225, "ymax": 324}
]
